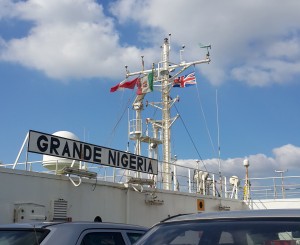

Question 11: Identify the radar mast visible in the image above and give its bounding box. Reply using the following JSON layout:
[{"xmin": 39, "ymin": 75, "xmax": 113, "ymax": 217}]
[{"xmin": 127, "ymin": 36, "xmax": 211, "ymax": 190}]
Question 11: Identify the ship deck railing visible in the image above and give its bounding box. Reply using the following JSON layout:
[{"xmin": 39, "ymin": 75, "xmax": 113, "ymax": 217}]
[
  {"xmin": 245, "ymin": 175, "xmax": 300, "ymax": 199},
  {"xmin": 0, "ymin": 160, "xmax": 242, "ymax": 199},
  {"xmin": 2, "ymin": 160, "xmax": 300, "ymax": 200}
]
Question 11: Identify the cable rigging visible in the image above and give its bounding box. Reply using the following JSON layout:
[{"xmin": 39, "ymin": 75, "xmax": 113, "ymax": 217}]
[{"xmin": 106, "ymin": 91, "xmax": 136, "ymax": 147}]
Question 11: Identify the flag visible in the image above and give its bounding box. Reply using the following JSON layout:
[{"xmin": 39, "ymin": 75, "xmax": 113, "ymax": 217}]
[
  {"xmin": 172, "ymin": 72, "xmax": 196, "ymax": 88},
  {"xmin": 137, "ymin": 72, "xmax": 153, "ymax": 95},
  {"xmin": 110, "ymin": 77, "xmax": 139, "ymax": 92}
]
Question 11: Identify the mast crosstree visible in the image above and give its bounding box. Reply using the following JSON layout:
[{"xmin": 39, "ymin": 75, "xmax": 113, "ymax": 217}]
[{"xmin": 127, "ymin": 37, "xmax": 211, "ymax": 190}]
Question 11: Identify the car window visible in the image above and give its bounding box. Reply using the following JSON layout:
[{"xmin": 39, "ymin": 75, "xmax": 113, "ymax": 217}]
[
  {"xmin": 168, "ymin": 230, "xmax": 200, "ymax": 245},
  {"xmin": 126, "ymin": 232, "xmax": 146, "ymax": 244},
  {"xmin": 136, "ymin": 220, "xmax": 300, "ymax": 245},
  {"xmin": 219, "ymin": 232, "xmax": 234, "ymax": 244},
  {"xmin": 0, "ymin": 229, "xmax": 49, "ymax": 245},
  {"xmin": 80, "ymin": 232, "xmax": 126, "ymax": 245}
]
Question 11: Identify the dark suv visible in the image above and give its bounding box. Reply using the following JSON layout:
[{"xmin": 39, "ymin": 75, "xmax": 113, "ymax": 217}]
[
  {"xmin": 0, "ymin": 221, "xmax": 147, "ymax": 245},
  {"xmin": 135, "ymin": 209, "xmax": 300, "ymax": 245}
]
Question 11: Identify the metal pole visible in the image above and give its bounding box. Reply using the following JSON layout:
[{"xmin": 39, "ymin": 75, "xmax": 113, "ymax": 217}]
[
  {"xmin": 13, "ymin": 132, "xmax": 29, "ymax": 169},
  {"xmin": 161, "ymin": 38, "xmax": 171, "ymax": 190},
  {"xmin": 275, "ymin": 170, "xmax": 287, "ymax": 199},
  {"xmin": 243, "ymin": 159, "xmax": 250, "ymax": 201},
  {"xmin": 273, "ymin": 177, "xmax": 277, "ymax": 199},
  {"xmin": 134, "ymin": 107, "xmax": 142, "ymax": 178},
  {"xmin": 188, "ymin": 169, "xmax": 191, "ymax": 193}
]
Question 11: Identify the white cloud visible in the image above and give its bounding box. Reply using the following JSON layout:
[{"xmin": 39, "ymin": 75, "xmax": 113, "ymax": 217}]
[
  {"xmin": 0, "ymin": 0, "xmax": 155, "ymax": 81},
  {"xmin": 231, "ymin": 37, "xmax": 300, "ymax": 86},
  {"xmin": 231, "ymin": 67, "xmax": 273, "ymax": 87},
  {"xmin": 1, "ymin": 0, "xmax": 300, "ymax": 86},
  {"xmin": 266, "ymin": 38, "xmax": 300, "ymax": 60},
  {"xmin": 0, "ymin": 0, "xmax": 15, "ymax": 19},
  {"xmin": 232, "ymin": 60, "xmax": 300, "ymax": 86},
  {"xmin": 175, "ymin": 144, "xmax": 300, "ymax": 182},
  {"xmin": 273, "ymin": 144, "xmax": 300, "ymax": 170},
  {"xmin": 14, "ymin": 0, "xmax": 104, "ymax": 24},
  {"xmin": 111, "ymin": 0, "xmax": 300, "ymax": 86}
]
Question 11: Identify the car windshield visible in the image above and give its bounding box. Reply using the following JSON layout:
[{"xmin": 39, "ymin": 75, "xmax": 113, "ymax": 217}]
[
  {"xmin": 0, "ymin": 229, "xmax": 49, "ymax": 245},
  {"xmin": 136, "ymin": 219, "xmax": 300, "ymax": 245}
]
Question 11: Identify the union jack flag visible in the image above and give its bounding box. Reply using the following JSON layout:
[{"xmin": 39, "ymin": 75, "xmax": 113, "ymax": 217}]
[{"xmin": 172, "ymin": 72, "xmax": 197, "ymax": 88}]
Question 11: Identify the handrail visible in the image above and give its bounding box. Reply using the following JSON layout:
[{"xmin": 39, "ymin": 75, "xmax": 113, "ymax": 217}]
[{"xmin": 1, "ymin": 159, "xmax": 244, "ymax": 199}]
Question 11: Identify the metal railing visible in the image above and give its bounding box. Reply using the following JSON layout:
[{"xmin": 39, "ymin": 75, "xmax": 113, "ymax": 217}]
[
  {"xmin": 4, "ymin": 158, "xmax": 300, "ymax": 200},
  {"xmin": 246, "ymin": 176, "xmax": 300, "ymax": 199},
  {"xmin": 1, "ymin": 159, "xmax": 242, "ymax": 199}
]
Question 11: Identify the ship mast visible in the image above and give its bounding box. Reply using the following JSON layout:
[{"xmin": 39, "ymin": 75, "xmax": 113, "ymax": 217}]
[
  {"xmin": 127, "ymin": 36, "xmax": 211, "ymax": 190},
  {"xmin": 161, "ymin": 38, "xmax": 172, "ymax": 190}
]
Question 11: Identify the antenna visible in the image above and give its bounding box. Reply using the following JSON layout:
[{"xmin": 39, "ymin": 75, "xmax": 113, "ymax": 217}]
[
  {"xmin": 125, "ymin": 65, "xmax": 129, "ymax": 77},
  {"xmin": 141, "ymin": 56, "xmax": 144, "ymax": 71},
  {"xmin": 127, "ymin": 107, "xmax": 130, "ymax": 152},
  {"xmin": 199, "ymin": 43, "xmax": 211, "ymax": 59},
  {"xmin": 216, "ymin": 89, "xmax": 222, "ymax": 195},
  {"xmin": 180, "ymin": 45, "xmax": 185, "ymax": 63}
]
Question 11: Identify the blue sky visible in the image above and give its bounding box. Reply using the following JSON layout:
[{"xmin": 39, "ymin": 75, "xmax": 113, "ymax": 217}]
[{"xmin": 1, "ymin": 0, "xmax": 300, "ymax": 181}]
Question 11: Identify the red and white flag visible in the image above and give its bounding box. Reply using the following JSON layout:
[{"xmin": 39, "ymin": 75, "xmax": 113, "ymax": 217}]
[{"xmin": 110, "ymin": 77, "xmax": 139, "ymax": 92}]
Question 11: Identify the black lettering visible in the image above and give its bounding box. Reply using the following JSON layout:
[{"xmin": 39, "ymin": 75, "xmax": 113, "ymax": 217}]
[
  {"xmin": 121, "ymin": 154, "xmax": 128, "ymax": 167},
  {"xmin": 62, "ymin": 142, "xmax": 70, "ymax": 157},
  {"xmin": 93, "ymin": 147, "xmax": 102, "ymax": 163},
  {"xmin": 50, "ymin": 137, "xmax": 60, "ymax": 155},
  {"xmin": 129, "ymin": 155, "xmax": 136, "ymax": 170},
  {"xmin": 108, "ymin": 150, "xmax": 116, "ymax": 166},
  {"xmin": 73, "ymin": 142, "xmax": 82, "ymax": 159},
  {"xmin": 148, "ymin": 161, "xmax": 153, "ymax": 174},
  {"xmin": 37, "ymin": 135, "xmax": 48, "ymax": 152},
  {"xmin": 83, "ymin": 145, "xmax": 92, "ymax": 161},
  {"xmin": 117, "ymin": 152, "xmax": 120, "ymax": 166},
  {"xmin": 137, "ymin": 157, "xmax": 143, "ymax": 171}
]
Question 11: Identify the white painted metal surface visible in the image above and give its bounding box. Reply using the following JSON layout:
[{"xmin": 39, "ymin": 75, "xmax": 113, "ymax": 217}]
[{"xmin": 0, "ymin": 167, "xmax": 247, "ymax": 227}]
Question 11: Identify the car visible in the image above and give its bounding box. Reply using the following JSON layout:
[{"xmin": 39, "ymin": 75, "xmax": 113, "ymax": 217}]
[
  {"xmin": 135, "ymin": 209, "xmax": 300, "ymax": 245},
  {"xmin": 0, "ymin": 221, "xmax": 148, "ymax": 245}
]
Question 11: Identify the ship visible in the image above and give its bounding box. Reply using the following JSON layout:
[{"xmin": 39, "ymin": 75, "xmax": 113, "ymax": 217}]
[{"xmin": 1, "ymin": 36, "xmax": 299, "ymax": 227}]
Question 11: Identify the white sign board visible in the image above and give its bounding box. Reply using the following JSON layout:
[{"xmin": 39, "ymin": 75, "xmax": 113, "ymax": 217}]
[{"xmin": 28, "ymin": 130, "xmax": 158, "ymax": 175}]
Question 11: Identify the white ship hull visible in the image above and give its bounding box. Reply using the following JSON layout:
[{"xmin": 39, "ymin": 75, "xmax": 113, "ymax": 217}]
[{"xmin": 0, "ymin": 167, "xmax": 247, "ymax": 227}]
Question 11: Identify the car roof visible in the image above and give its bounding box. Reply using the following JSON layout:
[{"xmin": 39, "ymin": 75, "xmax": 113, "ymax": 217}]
[
  {"xmin": 0, "ymin": 221, "xmax": 148, "ymax": 231},
  {"xmin": 163, "ymin": 209, "xmax": 300, "ymax": 223}
]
